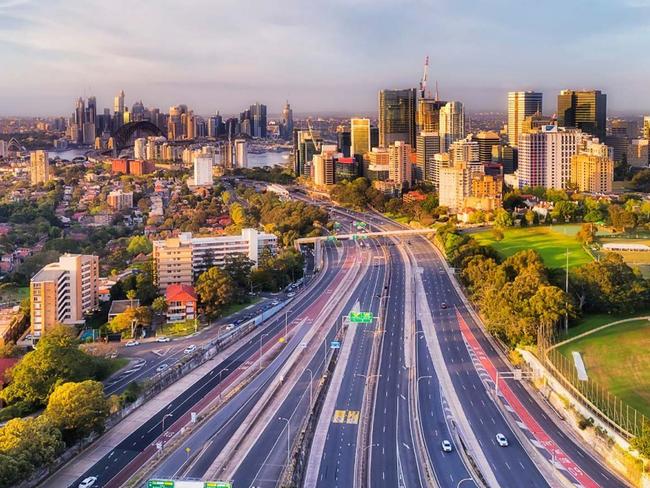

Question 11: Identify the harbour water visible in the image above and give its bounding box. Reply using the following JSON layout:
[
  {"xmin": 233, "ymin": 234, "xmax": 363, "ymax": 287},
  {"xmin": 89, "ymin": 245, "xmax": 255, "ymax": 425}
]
[{"xmin": 50, "ymin": 148, "xmax": 289, "ymax": 168}]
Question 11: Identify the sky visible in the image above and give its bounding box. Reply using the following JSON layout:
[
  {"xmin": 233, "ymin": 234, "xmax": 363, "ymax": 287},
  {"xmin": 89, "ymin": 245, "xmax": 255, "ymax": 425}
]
[{"xmin": 0, "ymin": 0, "xmax": 649, "ymax": 117}]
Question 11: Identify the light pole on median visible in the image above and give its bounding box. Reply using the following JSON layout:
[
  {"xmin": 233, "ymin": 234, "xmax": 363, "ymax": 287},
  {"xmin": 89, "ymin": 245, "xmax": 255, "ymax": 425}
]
[
  {"xmin": 161, "ymin": 413, "xmax": 173, "ymax": 449},
  {"xmin": 355, "ymin": 373, "xmax": 381, "ymax": 386},
  {"xmin": 457, "ymin": 477, "xmax": 475, "ymax": 488},
  {"xmin": 259, "ymin": 333, "xmax": 270, "ymax": 370},
  {"xmin": 305, "ymin": 368, "xmax": 313, "ymax": 406},
  {"xmin": 278, "ymin": 416, "xmax": 291, "ymax": 466},
  {"xmin": 217, "ymin": 367, "xmax": 229, "ymax": 399}
]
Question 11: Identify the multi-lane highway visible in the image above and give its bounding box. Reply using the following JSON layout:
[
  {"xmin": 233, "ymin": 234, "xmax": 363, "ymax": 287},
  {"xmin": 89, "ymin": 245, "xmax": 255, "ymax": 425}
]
[{"xmin": 67, "ymin": 241, "xmax": 350, "ymax": 488}]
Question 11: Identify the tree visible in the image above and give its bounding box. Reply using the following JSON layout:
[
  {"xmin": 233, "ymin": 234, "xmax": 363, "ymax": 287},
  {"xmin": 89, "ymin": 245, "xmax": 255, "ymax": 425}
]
[
  {"xmin": 0, "ymin": 326, "xmax": 102, "ymax": 407},
  {"xmin": 107, "ymin": 306, "xmax": 151, "ymax": 336},
  {"xmin": 492, "ymin": 227, "xmax": 504, "ymax": 242},
  {"xmin": 631, "ymin": 420, "xmax": 650, "ymax": 457},
  {"xmin": 223, "ymin": 254, "xmax": 254, "ymax": 302},
  {"xmin": 126, "ymin": 235, "xmax": 152, "ymax": 256},
  {"xmin": 45, "ymin": 380, "xmax": 109, "ymax": 441},
  {"xmin": 196, "ymin": 267, "xmax": 235, "ymax": 318},
  {"xmin": 608, "ymin": 204, "xmax": 637, "ymax": 232},
  {"xmin": 151, "ymin": 296, "xmax": 167, "ymax": 315},
  {"xmin": 524, "ymin": 210, "xmax": 537, "ymax": 226},
  {"xmin": 630, "ymin": 169, "xmax": 650, "ymax": 192},
  {"xmin": 493, "ymin": 208, "xmax": 513, "ymax": 229},
  {"xmin": 551, "ymin": 200, "xmax": 576, "ymax": 222},
  {"xmin": 576, "ymin": 223, "xmax": 596, "ymax": 245}
]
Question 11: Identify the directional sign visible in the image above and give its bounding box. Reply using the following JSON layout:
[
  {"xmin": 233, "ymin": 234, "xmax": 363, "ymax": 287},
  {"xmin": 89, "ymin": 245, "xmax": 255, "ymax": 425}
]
[
  {"xmin": 348, "ymin": 312, "xmax": 374, "ymax": 323},
  {"xmin": 330, "ymin": 340, "xmax": 341, "ymax": 349},
  {"xmin": 148, "ymin": 481, "xmax": 174, "ymax": 488},
  {"xmin": 204, "ymin": 483, "xmax": 232, "ymax": 488},
  {"xmin": 327, "ymin": 236, "xmax": 337, "ymax": 242}
]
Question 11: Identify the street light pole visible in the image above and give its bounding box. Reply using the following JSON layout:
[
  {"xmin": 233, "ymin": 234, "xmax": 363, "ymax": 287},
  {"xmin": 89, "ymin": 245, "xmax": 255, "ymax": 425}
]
[
  {"xmin": 457, "ymin": 477, "xmax": 474, "ymax": 488},
  {"xmin": 217, "ymin": 367, "xmax": 229, "ymax": 399},
  {"xmin": 305, "ymin": 368, "xmax": 314, "ymax": 406},
  {"xmin": 259, "ymin": 333, "xmax": 270, "ymax": 370},
  {"xmin": 161, "ymin": 413, "xmax": 173, "ymax": 449},
  {"xmin": 278, "ymin": 417, "xmax": 291, "ymax": 467}
]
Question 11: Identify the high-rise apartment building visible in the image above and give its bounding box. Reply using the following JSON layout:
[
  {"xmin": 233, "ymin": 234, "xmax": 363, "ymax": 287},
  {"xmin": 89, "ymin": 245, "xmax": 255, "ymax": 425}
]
[
  {"xmin": 473, "ymin": 131, "xmax": 501, "ymax": 163},
  {"xmin": 507, "ymin": 91, "xmax": 543, "ymax": 147},
  {"xmin": 30, "ymin": 150, "xmax": 50, "ymax": 186},
  {"xmin": 439, "ymin": 162, "xmax": 470, "ymax": 213},
  {"xmin": 449, "ymin": 137, "xmax": 480, "ymax": 173},
  {"xmin": 643, "ymin": 116, "xmax": 650, "ymax": 139},
  {"xmin": 429, "ymin": 152, "xmax": 450, "ymax": 189},
  {"xmin": 107, "ymin": 190, "xmax": 134, "ymax": 210},
  {"xmin": 313, "ymin": 145, "xmax": 338, "ymax": 186},
  {"xmin": 192, "ymin": 156, "xmax": 214, "ymax": 187},
  {"xmin": 234, "ymin": 139, "xmax": 248, "ymax": 168},
  {"xmin": 363, "ymin": 148, "xmax": 390, "ymax": 181},
  {"xmin": 378, "ymin": 88, "xmax": 417, "ymax": 147},
  {"xmin": 557, "ymin": 90, "xmax": 607, "ymax": 141},
  {"xmin": 293, "ymin": 129, "xmax": 322, "ymax": 177},
  {"xmin": 30, "ymin": 254, "xmax": 99, "ymax": 336},
  {"xmin": 350, "ymin": 118, "xmax": 371, "ymax": 157},
  {"xmin": 439, "ymin": 101, "xmax": 465, "ymax": 152},
  {"xmin": 517, "ymin": 126, "xmax": 584, "ymax": 189},
  {"xmin": 134, "ymin": 137, "xmax": 146, "ymax": 160},
  {"xmin": 388, "ymin": 141, "xmax": 413, "ymax": 189},
  {"xmin": 569, "ymin": 139, "xmax": 614, "ymax": 193},
  {"xmin": 416, "ymin": 132, "xmax": 440, "ymax": 183},
  {"xmin": 152, "ymin": 229, "xmax": 277, "ymax": 291}
]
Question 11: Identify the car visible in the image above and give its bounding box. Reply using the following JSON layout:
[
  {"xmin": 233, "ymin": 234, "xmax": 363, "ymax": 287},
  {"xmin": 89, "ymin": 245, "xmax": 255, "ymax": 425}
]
[
  {"xmin": 271, "ymin": 300, "xmax": 280, "ymax": 306},
  {"xmin": 234, "ymin": 319, "xmax": 243, "ymax": 325},
  {"xmin": 496, "ymin": 433, "xmax": 509, "ymax": 447},
  {"xmin": 441, "ymin": 440, "xmax": 453, "ymax": 452},
  {"xmin": 287, "ymin": 292, "xmax": 296, "ymax": 298},
  {"xmin": 440, "ymin": 302, "xmax": 448, "ymax": 309},
  {"xmin": 156, "ymin": 336, "xmax": 171, "ymax": 343},
  {"xmin": 184, "ymin": 345, "xmax": 197, "ymax": 354},
  {"xmin": 225, "ymin": 324, "xmax": 235, "ymax": 331},
  {"xmin": 78, "ymin": 476, "xmax": 97, "ymax": 488},
  {"xmin": 125, "ymin": 340, "xmax": 140, "ymax": 347},
  {"xmin": 156, "ymin": 363, "xmax": 169, "ymax": 373}
]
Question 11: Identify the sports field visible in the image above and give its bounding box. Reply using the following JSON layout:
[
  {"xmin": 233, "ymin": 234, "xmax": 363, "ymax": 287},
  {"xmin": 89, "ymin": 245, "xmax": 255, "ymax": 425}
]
[
  {"xmin": 557, "ymin": 318, "xmax": 650, "ymax": 419},
  {"xmin": 472, "ymin": 225, "xmax": 593, "ymax": 269}
]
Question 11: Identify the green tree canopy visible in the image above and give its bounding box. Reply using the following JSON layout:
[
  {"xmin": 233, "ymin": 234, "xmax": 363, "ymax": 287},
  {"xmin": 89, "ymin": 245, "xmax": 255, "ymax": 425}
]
[
  {"xmin": 126, "ymin": 235, "xmax": 152, "ymax": 256},
  {"xmin": 196, "ymin": 267, "xmax": 236, "ymax": 318}
]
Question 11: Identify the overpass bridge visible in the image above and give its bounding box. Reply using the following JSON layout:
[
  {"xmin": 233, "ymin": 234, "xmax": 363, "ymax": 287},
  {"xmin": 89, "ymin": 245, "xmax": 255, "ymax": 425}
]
[{"xmin": 295, "ymin": 228, "xmax": 436, "ymax": 271}]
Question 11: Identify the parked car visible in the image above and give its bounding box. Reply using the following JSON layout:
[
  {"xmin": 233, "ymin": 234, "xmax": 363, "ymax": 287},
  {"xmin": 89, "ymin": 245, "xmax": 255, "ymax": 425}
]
[
  {"xmin": 156, "ymin": 336, "xmax": 171, "ymax": 343},
  {"xmin": 496, "ymin": 433, "xmax": 509, "ymax": 447},
  {"xmin": 184, "ymin": 345, "xmax": 197, "ymax": 354},
  {"xmin": 156, "ymin": 363, "xmax": 169, "ymax": 373},
  {"xmin": 125, "ymin": 340, "xmax": 140, "ymax": 347},
  {"xmin": 441, "ymin": 440, "xmax": 453, "ymax": 452},
  {"xmin": 225, "ymin": 324, "xmax": 235, "ymax": 331},
  {"xmin": 78, "ymin": 476, "xmax": 97, "ymax": 488}
]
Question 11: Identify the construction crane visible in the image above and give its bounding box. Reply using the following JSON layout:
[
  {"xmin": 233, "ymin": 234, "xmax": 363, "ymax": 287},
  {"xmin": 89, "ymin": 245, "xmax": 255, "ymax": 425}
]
[
  {"xmin": 306, "ymin": 118, "xmax": 322, "ymax": 152},
  {"xmin": 419, "ymin": 55, "xmax": 429, "ymax": 99}
]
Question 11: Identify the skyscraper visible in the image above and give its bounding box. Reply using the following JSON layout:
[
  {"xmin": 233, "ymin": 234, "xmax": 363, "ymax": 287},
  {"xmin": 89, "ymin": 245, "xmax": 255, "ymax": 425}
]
[
  {"xmin": 417, "ymin": 98, "xmax": 446, "ymax": 133},
  {"xmin": 30, "ymin": 150, "xmax": 50, "ymax": 186},
  {"xmin": 234, "ymin": 139, "xmax": 248, "ymax": 168},
  {"xmin": 449, "ymin": 138, "xmax": 480, "ymax": 173},
  {"xmin": 250, "ymin": 102, "xmax": 267, "ymax": 138},
  {"xmin": 517, "ymin": 126, "xmax": 584, "ymax": 189},
  {"xmin": 350, "ymin": 118, "xmax": 371, "ymax": 157},
  {"xmin": 388, "ymin": 141, "xmax": 413, "ymax": 189},
  {"xmin": 114, "ymin": 90, "xmax": 125, "ymax": 114},
  {"xmin": 378, "ymin": 88, "xmax": 417, "ymax": 148},
  {"xmin": 570, "ymin": 138, "xmax": 613, "ymax": 193},
  {"xmin": 439, "ymin": 101, "xmax": 465, "ymax": 152},
  {"xmin": 473, "ymin": 131, "xmax": 501, "ymax": 163},
  {"xmin": 416, "ymin": 132, "xmax": 440, "ymax": 183},
  {"xmin": 557, "ymin": 90, "xmax": 607, "ymax": 141},
  {"xmin": 439, "ymin": 162, "xmax": 471, "ymax": 213},
  {"xmin": 282, "ymin": 101, "xmax": 293, "ymax": 139},
  {"xmin": 507, "ymin": 91, "xmax": 543, "ymax": 147}
]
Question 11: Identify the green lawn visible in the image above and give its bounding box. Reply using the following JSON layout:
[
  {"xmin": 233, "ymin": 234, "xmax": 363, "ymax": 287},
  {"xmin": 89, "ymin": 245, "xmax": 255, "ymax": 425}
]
[
  {"xmin": 557, "ymin": 319, "xmax": 650, "ymax": 418},
  {"xmin": 472, "ymin": 225, "xmax": 593, "ymax": 269},
  {"xmin": 564, "ymin": 312, "xmax": 650, "ymax": 340}
]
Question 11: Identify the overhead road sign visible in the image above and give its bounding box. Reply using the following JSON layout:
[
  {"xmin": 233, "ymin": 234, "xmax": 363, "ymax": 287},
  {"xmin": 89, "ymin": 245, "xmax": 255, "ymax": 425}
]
[{"xmin": 348, "ymin": 312, "xmax": 373, "ymax": 323}]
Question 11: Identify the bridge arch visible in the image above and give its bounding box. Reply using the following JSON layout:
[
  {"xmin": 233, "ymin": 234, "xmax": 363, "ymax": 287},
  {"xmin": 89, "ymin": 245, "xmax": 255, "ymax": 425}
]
[{"xmin": 111, "ymin": 121, "xmax": 165, "ymax": 151}]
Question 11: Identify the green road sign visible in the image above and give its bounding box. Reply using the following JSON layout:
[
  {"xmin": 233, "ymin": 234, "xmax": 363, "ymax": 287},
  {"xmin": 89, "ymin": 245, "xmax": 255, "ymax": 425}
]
[
  {"xmin": 327, "ymin": 236, "xmax": 337, "ymax": 242},
  {"xmin": 348, "ymin": 312, "xmax": 374, "ymax": 323},
  {"xmin": 148, "ymin": 481, "xmax": 174, "ymax": 488},
  {"xmin": 333, "ymin": 222, "xmax": 342, "ymax": 230},
  {"xmin": 205, "ymin": 482, "xmax": 233, "ymax": 488},
  {"xmin": 352, "ymin": 234, "xmax": 358, "ymax": 240}
]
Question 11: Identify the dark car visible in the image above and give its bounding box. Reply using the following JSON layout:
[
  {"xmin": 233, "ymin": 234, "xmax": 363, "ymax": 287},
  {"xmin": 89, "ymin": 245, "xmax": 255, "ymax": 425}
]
[{"xmin": 440, "ymin": 302, "xmax": 448, "ymax": 309}]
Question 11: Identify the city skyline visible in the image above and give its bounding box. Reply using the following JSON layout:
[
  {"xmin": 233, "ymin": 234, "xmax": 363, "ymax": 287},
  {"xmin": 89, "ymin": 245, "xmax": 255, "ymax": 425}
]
[{"xmin": 1, "ymin": 0, "xmax": 650, "ymax": 116}]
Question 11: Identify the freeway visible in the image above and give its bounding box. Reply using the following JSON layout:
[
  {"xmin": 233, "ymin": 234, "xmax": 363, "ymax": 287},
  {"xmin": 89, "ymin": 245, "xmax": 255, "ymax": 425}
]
[
  {"xmin": 150, "ymin": 240, "xmax": 360, "ymax": 482},
  {"xmin": 66, "ymin": 241, "xmax": 347, "ymax": 488},
  {"xmin": 365, "ymin": 208, "xmax": 629, "ymax": 488},
  {"xmin": 232, "ymin": 238, "xmax": 385, "ymax": 488}
]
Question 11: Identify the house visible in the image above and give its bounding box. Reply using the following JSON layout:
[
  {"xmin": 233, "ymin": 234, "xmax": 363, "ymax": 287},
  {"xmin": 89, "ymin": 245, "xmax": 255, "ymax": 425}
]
[{"xmin": 165, "ymin": 284, "xmax": 198, "ymax": 323}]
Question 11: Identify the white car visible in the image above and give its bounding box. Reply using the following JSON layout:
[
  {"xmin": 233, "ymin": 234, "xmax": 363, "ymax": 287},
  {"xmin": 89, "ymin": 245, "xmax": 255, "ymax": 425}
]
[
  {"xmin": 441, "ymin": 440, "xmax": 453, "ymax": 452},
  {"xmin": 125, "ymin": 340, "xmax": 140, "ymax": 347},
  {"xmin": 156, "ymin": 363, "xmax": 169, "ymax": 373},
  {"xmin": 496, "ymin": 433, "xmax": 509, "ymax": 447},
  {"xmin": 156, "ymin": 336, "xmax": 171, "ymax": 343},
  {"xmin": 78, "ymin": 476, "xmax": 97, "ymax": 488},
  {"xmin": 287, "ymin": 292, "xmax": 296, "ymax": 298},
  {"xmin": 225, "ymin": 324, "xmax": 235, "ymax": 331},
  {"xmin": 184, "ymin": 345, "xmax": 197, "ymax": 354}
]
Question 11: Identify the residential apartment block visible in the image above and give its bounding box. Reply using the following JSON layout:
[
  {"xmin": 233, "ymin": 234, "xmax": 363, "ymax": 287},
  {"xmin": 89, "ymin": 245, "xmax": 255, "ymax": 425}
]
[{"xmin": 152, "ymin": 228, "xmax": 277, "ymax": 291}]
